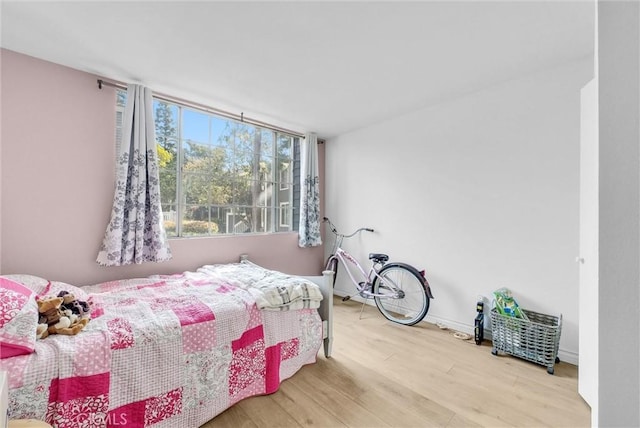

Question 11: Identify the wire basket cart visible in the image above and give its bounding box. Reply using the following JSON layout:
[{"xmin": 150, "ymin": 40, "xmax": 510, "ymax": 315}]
[{"xmin": 490, "ymin": 308, "xmax": 562, "ymax": 374}]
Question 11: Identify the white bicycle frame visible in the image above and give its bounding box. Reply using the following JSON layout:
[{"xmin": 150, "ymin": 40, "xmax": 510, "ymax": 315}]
[
  {"xmin": 324, "ymin": 217, "xmax": 433, "ymax": 324},
  {"xmin": 331, "ymin": 247, "xmax": 400, "ymax": 299}
]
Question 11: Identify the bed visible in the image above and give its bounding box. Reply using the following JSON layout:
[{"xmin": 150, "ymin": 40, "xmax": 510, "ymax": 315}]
[{"xmin": 0, "ymin": 258, "xmax": 334, "ymax": 427}]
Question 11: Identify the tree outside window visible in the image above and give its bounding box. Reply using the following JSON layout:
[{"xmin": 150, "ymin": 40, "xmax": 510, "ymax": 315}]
[{"xmin": 116, "ymin": 90, "xmax": 298, "ymax": 238}]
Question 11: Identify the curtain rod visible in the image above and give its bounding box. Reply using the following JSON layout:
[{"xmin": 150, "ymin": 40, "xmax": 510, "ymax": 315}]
[{"xmin": 97, "ymin": 79, "xmax": 309, "ymax": 140}]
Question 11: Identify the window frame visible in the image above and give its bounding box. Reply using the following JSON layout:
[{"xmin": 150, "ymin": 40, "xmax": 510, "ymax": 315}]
[
  {"xmin": 115, "ymin": 89, "xmax": 299, "ymax": 239},
  {"xmin": 279, "ymin": 202, "xmax": 291, "ymax": 229}
]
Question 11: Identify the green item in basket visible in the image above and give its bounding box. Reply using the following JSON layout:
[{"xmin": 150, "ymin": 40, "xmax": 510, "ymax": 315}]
[{"xmin": 493, "ymin": 288, "xmax": 528, "ymax": 320}]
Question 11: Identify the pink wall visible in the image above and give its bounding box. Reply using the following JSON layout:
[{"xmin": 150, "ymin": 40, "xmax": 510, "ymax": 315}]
[{"xmin": 0, "ymin": 49, "xmax": 324, "ymax": 285}]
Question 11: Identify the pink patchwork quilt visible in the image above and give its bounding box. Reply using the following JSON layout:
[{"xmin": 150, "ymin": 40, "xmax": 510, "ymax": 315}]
[{"xmin": 1, "ymin": 265, "xmax": 323, "ymax": 427}]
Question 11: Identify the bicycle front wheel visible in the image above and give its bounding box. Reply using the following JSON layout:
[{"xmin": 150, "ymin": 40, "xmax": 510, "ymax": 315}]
[{"xmin": 372, "ymin": 263, "xmax": 429, "ymax": 325}]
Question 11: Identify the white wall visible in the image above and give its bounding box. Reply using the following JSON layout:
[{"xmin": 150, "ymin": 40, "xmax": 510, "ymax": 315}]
[
  {"xmin": 325, "ymin": 58, "xmax": 593, "ymax": 363},
  {"xmin": 597, "ymin": 1, "xmax": 639, "ymax": 426}
]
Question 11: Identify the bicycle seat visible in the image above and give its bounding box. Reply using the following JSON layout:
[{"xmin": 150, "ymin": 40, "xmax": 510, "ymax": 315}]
[{"xmin": 369, "ymin": 253, "xmax": 389, "ymax": 263}]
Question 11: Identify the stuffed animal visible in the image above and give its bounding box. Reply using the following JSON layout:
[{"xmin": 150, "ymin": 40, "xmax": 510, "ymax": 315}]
[
  {"xmin": 36, "ymin": 292, "xmax": 90, "ymax": 338},
  {"xmin": 49, "ymin": 310, "xmax": 88, "ymax": 336},
  {"xmin": 57, "ymin": 291, "xmax": 91, "ymax": 319},
  {"xmin": 36, "ymin": 323, "xmax": 49, "ymax": 340},
  {"xmin": 37, "ymin": 296, "xmax": 64, "ymax": 326}
]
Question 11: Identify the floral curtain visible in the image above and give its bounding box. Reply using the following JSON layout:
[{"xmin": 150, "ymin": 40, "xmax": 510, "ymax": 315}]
[
  {"xmin": 298, "ymin": 133, "xmax": 322, "ymax": 247},
  {"xmin": 96, "ymin": 84, "xmax": 172, "ymax": 266}
]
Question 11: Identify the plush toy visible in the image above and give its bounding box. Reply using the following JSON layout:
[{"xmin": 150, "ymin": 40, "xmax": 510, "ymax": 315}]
[
  {"xmin": 37, "ymin": 296, "xmax": 64, "ymax": 326},
  {"xmin": 36, "ymin": 292, "xmax": 90, "ymax": 338},
  {"xmin": 49, "ymin": 310, "xmax": 88, "ymax": 336},
  {"xmin": 57, "ymin": 291, "xmax": 91, "ymax": 319},
  {"xmin": 36, "ymin": 323, "xmax": 49, "ymax": 340}
]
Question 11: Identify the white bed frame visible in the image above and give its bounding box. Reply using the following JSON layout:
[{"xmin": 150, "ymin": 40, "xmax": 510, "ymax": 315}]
[
  {"xmin": 239, "ymin": 255, "xmax": 333, "ymax": 358},
  {"xmin": 0, "ymin": 370, "xmax": 7, "ymax": 428},
  {"xmin": 301, "ymin": 270, "xmax": 334, "ymax": 358}
]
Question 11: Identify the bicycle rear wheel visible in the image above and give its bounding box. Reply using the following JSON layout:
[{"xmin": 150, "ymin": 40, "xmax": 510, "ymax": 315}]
[{"xmin": 372, "ymin": 263, "xmax": 429, "ymax": 325}]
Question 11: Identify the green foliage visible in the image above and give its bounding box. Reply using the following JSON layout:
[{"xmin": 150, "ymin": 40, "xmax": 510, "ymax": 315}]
[
  {"xmin": 163, "ymin": 220, "xmax": 176, "ymax": 233},
  {"xmin": 155, "ymin": 101, "xmax": 178, "ymax": 206},
  {"xmin": 152, "ymin": 99, "xmax": 297, "ymax": 237},
  {"xmin": 183, "ymin": 220, "xmax": 219, "ymax": 235},
  {"xmin": 163, "ymin": 220, "xmax": 219, "ymax": 235},
  {"xmin": 157, "ymin": 144, "xmax": 172, "ymax": 168},
  {"xmin": 183, "ymin": 144, "xmax": 231, "ymax": 205}
]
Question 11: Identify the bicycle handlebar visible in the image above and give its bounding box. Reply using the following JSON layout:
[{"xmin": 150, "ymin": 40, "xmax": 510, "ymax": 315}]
[{"xmin": 323, "ymin": 217, "xmax": 374, "ymax": 237}]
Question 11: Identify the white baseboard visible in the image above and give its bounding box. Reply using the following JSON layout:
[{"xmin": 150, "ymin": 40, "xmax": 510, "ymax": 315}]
[
  {"xmin": 557, "ymin": 349, "xmax": 578, "ymax": 366},
  {"xmin": 332, "ymin": 291, "xmax": 579, "ymax": 366}
]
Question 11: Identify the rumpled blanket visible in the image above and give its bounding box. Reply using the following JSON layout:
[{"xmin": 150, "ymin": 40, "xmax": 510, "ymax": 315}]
[
  {"xmin": 4, "ymin": 263, "xmax": 324, "ymax": 427},
  {"xmin": 196, "ymin": 261, "xmax": 324, "ymax": 311}
]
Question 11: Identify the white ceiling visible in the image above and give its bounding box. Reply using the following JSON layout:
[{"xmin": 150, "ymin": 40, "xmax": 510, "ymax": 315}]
[{"xmin": 1, "ymin": 1, "xmax": 594, "ymax": 139}]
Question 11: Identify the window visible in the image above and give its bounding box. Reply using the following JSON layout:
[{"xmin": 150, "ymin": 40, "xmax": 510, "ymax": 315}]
[
  {"xmin": 116, "ymin": 90, "xmax": 299, "ymax": 237},
  {"xmin": 279, "ymin": 202, "xmax": 291, "ymax": 229},
  {"xmin": 279, "ymin": 162, "xmax": 290, "ymax": 190}
]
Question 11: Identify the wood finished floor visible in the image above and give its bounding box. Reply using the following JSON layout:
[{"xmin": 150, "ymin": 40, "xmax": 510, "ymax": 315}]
[{"xmin": 202, "ymin": 297, "xmax": 590, "ymax": 427}]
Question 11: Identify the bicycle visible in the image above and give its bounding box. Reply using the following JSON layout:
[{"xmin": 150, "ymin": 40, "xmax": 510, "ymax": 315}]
[{"xmin": 323, "ymin": 217, "xmax": 434, "ymax": 325}]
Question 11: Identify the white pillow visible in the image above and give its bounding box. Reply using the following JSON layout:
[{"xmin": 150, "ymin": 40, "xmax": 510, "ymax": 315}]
[{"xmin": 0, "ymin": 274, "xmax": 49, "ymax": 295}]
